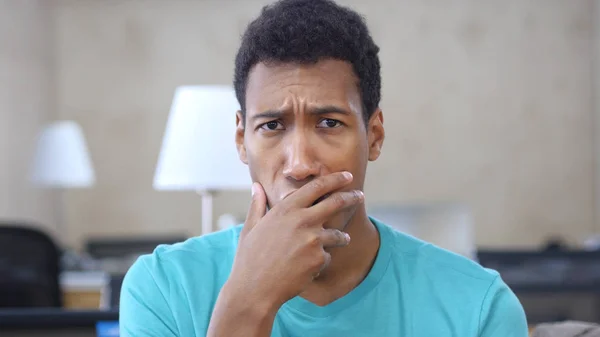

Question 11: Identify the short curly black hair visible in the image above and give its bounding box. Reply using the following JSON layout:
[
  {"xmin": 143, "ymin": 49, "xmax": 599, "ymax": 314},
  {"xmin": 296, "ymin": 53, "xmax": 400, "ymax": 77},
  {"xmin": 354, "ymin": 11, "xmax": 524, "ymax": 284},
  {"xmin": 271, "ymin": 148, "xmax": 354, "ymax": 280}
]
[{"xmin": 233, "ymin": 0, "xmax": 381, "ymax": 125}]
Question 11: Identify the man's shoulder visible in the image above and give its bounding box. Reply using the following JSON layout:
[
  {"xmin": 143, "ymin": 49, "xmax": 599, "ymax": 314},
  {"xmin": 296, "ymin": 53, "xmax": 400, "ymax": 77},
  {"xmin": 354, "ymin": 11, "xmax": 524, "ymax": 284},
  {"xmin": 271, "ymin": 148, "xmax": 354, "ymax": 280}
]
[
  {"xmin": 154, "ymin": 225, "xmax": 242, "ymax": 260},
  {"xmin": 129, "ymin": 225, "xmax": 242, "ymax": 279},
  {"xmin": 120, "ymin": 227, "xmax": 244, "ymax": 335},
  {"xmin": 378, "ymin": 220, "xmax": 527, "ymax": 335},
  {"xmin": 380, "ymin": 220, "xmax": 498, "ymax": 286}
]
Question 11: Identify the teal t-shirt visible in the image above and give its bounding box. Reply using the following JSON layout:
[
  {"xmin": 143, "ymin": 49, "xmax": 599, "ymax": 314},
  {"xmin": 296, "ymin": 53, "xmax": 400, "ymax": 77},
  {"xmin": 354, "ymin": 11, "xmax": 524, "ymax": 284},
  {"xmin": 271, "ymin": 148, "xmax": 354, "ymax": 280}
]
[{"xmin": 120, "ymin": 218, "xmax": 528, "ymax": 336}]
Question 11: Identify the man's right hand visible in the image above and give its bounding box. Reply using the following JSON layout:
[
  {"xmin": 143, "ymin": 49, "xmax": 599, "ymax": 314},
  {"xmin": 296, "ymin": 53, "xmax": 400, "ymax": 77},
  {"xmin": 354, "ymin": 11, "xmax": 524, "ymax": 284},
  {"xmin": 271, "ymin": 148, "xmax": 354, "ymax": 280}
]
[
  {"xmin": 208, "ymin": 172, "xmax": 364, "ymax": 337},
  {"xmin": 226, "ymin": 171, "xmax": 364, "ymax": 310}
]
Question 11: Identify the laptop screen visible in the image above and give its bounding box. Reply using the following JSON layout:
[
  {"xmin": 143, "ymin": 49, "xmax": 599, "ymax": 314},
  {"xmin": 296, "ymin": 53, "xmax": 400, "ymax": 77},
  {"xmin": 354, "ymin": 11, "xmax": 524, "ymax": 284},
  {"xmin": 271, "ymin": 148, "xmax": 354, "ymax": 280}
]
[{"xmin": 97, "ymin": 321, "xmax": 120, "ymax": 337}]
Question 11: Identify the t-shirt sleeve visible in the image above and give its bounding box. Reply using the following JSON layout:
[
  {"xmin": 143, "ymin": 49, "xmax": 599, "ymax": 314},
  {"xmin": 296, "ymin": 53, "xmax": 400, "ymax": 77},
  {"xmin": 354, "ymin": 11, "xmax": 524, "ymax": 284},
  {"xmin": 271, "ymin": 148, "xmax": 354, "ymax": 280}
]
[
  {"xmin": 119, "ymin": 255, "xmax": 179, "ymax": 337},
  {"xmin": 478, "ymin": 275, "xmax": 529, "ymax": 337}
]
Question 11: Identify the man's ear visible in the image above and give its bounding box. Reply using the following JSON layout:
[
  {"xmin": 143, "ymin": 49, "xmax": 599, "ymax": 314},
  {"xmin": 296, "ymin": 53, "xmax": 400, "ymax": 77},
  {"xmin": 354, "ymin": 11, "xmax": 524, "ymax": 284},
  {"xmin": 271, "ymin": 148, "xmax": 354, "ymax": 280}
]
[
  {"xmin": 367, "ymin": 108, "xmax": 385, "ymax": 161},
  {"xmin": 235, "ymin": 111, "xmax": 248, "ymax": 164}
]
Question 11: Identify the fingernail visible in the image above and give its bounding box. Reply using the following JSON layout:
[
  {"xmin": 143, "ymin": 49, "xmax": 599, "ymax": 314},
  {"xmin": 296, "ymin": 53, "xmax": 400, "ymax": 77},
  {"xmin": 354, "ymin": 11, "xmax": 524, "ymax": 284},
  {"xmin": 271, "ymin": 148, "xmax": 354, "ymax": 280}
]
[
  {"xmin": 344, "ymin": 233, "xmax": 351, "ymax": 243},
  {"xmin": 251, "ymin": 183, "xmax": 257, "ymax": 197},
  {"xmin": 343, "ymin": 171, "xmax": 353, "ymax": 180}
]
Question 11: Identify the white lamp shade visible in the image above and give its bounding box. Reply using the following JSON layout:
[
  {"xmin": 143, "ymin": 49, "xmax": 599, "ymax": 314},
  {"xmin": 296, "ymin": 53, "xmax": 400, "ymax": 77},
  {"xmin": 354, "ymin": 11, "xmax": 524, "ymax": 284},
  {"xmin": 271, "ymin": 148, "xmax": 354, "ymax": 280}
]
[
  {"xmin": 153, "ymin": 85, "xmax": 251, "ymax": 191},
  {"xmin": 30, "ymin": 120, "xmax": 95, "ymax": 188}
]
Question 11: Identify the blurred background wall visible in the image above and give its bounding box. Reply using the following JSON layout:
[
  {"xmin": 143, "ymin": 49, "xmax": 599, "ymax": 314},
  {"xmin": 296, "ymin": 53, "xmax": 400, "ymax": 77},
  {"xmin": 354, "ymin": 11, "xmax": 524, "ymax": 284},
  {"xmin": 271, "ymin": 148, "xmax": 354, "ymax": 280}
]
[
  {"xmin": 0, "ymin": 0, "xmax": 58, "ymax": 236},
  {"xmin": 1, "ymin": 0, "xmax": 598, "ymax": 250}
]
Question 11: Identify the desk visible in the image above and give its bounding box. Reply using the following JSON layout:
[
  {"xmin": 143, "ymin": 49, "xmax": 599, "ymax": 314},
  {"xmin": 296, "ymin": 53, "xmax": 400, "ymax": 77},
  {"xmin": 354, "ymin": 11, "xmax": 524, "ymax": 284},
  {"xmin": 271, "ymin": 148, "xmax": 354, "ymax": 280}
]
[
  {"xmin": 0, "ymin": 308, "xmax": 119, "ymax": 337},
  {"xmin": 477, "ymin": 249, "xmax": 600, "ymax": 324}
]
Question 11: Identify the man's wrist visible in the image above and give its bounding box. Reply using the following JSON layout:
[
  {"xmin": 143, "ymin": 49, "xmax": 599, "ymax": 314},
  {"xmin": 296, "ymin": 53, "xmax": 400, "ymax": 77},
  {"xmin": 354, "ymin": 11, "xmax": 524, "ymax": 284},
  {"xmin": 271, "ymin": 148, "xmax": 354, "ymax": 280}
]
[
  {"xmin": 219, "ymin": 280, "xmax": 281, "ymax": 320},
  {"xmin": 208, "ymin": 280, "xmax": 280, "ymax": 337}
]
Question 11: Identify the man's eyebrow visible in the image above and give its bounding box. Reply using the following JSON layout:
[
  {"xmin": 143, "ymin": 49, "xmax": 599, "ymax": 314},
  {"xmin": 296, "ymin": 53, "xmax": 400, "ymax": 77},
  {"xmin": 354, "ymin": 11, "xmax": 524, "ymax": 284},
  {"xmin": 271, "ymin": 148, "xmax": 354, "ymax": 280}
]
[
  {"xmin": 251, "ymin": 109, "xmax": 285, "ymax": 122},
  {"xmin": 310, "ymin": 105, "xmax": 352, "ymax": 116},
  {"xmin": 250, "ymin": 105, "xmax": 352, "ymax": 122}
]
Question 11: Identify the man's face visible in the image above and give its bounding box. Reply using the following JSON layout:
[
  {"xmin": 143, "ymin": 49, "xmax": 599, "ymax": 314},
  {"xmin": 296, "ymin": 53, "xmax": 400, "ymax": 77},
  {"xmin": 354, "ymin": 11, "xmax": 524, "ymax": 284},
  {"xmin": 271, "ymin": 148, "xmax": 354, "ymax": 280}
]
[{"xmin": 235, "ymin": 59, "xmax": 384, "ymax": 231}]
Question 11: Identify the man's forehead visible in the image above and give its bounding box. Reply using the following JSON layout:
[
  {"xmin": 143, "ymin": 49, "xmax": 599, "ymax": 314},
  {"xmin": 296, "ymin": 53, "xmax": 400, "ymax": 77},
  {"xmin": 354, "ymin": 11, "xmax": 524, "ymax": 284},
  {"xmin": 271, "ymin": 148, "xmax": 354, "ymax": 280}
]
[
  {"xmin": 247, "ymin": 59, "xmax": 357, "ymax": 86},
  {"xmin": 245, "ymin": 60, "xmax": 361, "ymax": 114}
]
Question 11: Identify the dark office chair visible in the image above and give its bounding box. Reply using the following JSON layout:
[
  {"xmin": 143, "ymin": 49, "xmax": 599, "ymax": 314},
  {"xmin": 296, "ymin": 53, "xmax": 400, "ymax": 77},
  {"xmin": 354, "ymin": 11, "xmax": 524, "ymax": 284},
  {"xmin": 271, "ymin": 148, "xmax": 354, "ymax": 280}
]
[{"xmin": 0, "ymin": 224, "xmax": 62, "ymax": 308}]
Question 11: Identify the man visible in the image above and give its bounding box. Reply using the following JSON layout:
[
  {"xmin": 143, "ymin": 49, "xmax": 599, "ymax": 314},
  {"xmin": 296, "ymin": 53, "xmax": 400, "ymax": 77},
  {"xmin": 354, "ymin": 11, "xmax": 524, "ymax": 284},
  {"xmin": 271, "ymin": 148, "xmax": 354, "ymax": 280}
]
[{"xmin": 120, "ymin": 0, "xmax": 528, "ymax": 336}]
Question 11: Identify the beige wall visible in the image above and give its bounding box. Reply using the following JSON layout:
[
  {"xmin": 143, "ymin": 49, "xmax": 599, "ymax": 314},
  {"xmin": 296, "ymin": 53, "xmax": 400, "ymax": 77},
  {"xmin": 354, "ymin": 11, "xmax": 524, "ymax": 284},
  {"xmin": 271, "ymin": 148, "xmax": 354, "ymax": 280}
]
[
  {"xmin": 5, "ymin": 0, "xmax": 595, "ymax": 249},
  {"xmin": 0, "ymin": 0, "xmax": 58, "ymax": 236},
  {"xmin": 594, "ymin": 0, "xmax": 600, "ymax": 238}
]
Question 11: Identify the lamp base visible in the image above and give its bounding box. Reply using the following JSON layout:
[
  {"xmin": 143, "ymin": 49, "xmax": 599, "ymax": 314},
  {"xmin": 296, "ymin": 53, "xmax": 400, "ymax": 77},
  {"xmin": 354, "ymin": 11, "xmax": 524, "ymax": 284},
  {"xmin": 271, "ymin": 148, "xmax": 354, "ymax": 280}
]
[{"xmin": 197, "ymin": 190, "xmax": 215, "ymax": 235}]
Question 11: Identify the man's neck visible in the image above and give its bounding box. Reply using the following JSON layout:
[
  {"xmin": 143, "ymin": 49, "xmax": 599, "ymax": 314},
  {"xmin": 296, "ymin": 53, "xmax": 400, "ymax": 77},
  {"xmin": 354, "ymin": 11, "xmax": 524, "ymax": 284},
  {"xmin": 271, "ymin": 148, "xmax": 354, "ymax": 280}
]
[{"xmin": 300, "ymin": 207, "xmax": 380, "ymax": 305}]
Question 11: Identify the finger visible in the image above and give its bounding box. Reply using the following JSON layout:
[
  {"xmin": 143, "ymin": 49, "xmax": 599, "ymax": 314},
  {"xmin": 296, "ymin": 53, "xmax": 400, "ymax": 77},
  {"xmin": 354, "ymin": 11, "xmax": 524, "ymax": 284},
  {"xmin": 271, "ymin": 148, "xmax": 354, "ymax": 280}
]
[
  {"xmin": 313, "ymin": 250, "xmax": 332, "ymax": 279},
  {"xmin": 307, "ymin": 190, "xmax": 364, "ymax": 221},
  {"xmin": 241, "ymin": 182, "xmax": 267, "ymax": 239},
  {"xmin": 284, "ymin": 171, "xmax": 353, "ymax": 209},
  {"xmin": 318, "ymin": 228, "xmax": 351, "ymax": 249}
]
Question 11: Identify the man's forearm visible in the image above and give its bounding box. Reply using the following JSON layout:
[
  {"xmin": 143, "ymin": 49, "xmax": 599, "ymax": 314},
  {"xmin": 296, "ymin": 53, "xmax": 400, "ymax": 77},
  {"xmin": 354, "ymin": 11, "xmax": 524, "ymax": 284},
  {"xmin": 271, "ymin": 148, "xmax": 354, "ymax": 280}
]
[{"xmin": 207, "ymin": 282, "xmax": 279, "ymax": 337}]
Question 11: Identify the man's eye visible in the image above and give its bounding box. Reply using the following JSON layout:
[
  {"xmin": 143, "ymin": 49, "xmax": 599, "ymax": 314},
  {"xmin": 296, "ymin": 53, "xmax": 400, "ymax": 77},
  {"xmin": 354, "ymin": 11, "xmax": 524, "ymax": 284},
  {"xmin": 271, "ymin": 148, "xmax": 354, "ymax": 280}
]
[
  {"xmin": 260, "ymin": 121, "xmax": 284, "ymax": 131},
  {"xmin": 317, "ymin": 119, "xmax": 342, "ymax": 128}
]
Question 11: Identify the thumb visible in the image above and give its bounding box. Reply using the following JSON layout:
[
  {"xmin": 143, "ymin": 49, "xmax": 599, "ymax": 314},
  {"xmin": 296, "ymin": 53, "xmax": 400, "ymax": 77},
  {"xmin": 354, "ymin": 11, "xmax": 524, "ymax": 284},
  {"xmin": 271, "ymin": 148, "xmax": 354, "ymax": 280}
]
[{"xmin": 240, "ymin": 182, "xmax": 267, "ymax": 239}]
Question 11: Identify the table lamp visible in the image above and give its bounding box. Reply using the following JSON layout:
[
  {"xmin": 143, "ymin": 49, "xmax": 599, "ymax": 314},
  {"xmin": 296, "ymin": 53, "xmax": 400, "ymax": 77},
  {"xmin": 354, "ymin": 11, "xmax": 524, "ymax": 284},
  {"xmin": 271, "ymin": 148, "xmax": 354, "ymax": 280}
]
[
  {"xmin": 29, "ymin": 120, "xmax": 96, "ymax": 239},
  {"xmin": 153, "ymin": 85, "xmax": 252, "ymax": 235}
]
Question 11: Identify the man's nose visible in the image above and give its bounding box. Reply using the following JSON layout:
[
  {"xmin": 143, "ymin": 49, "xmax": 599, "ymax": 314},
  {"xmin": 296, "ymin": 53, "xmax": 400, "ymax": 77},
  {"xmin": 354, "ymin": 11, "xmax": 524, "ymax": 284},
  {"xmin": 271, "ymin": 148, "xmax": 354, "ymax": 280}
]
[{"xmin": 282, "ymin": 131, "xmax": 320, "ymax": 182}]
